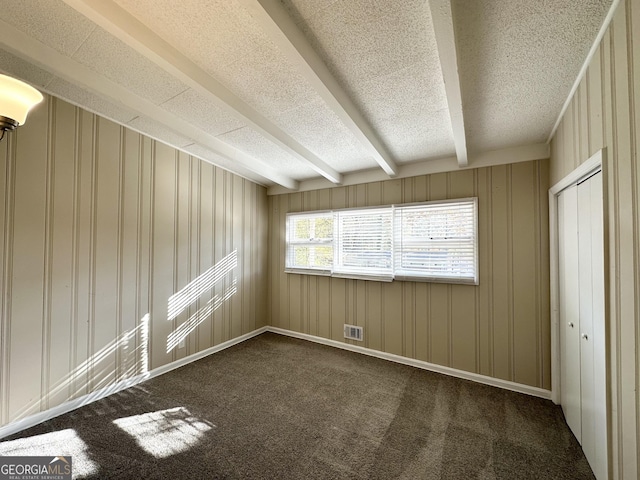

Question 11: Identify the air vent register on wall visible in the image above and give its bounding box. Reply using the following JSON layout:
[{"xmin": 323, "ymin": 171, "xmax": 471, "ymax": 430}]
[
  {"xmin": 0, "ymin": 74, "xmax": 43, "ymax": 141},
  {"xmin": 344, "ymin": 324, "xmax": 363, "ymax": 341}
]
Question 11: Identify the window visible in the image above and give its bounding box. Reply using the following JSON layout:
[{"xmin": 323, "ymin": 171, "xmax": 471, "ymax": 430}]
[
  {"xmin": 285, "ymin": 211, "xmax": 333, "ymax": 274},
  {"xmin": 334, "ymin": 207, "xmax": 393, "ymax": 280},
  {"xmin": 285, "ymin": 198, "xmax": 478, "ymax": 284},
  {"xmin": 394, "ymin": 200, "xmax": 477, "ymax": 283}
]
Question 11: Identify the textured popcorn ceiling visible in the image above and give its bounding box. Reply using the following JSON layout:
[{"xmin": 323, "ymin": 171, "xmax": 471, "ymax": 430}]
[
  {"xmin": 0, "ymin": 0, "xmax": 614, "ymax": 190},
  {"xmin": 453, "ymin": 0, "xmax": 612, "ymax": 152},
  {"xmin": 0, "ymin": 0, "xmax": 96, "ymax": 56},
  {"xmin": 284, "ymin": 0, "xmax": 454, "ymax": 164},
  {"xmin": 217, "ymin": 126, "xmax": 319, "ymax": 180},
  {"xmin": 71, "ymin": 26, "xmax": 189, "ymax": 106}
]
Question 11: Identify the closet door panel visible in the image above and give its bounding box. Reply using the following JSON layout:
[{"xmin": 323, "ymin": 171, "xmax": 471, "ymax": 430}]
[
  {"xmin": 557, "ymin": 169, "xmax": 606, "ymax": 480},
  {"xmin": 558, "ymin": 185, "xmax": 581, "ymax": 440},
  {"xmin": 584, "ymin": 172, "xmax": 607, "ymax": 480},
  {"xmin": 591, "ymin": 174, "xmax": 607, "ymax": 480},
  {"xmin": 577, "ymin": 177, "xmax": 595, "ymax": 461}
]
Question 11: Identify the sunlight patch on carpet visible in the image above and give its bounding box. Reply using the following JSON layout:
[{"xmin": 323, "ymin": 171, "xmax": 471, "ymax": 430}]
[
  {"xmin": 0, "ymin": 428, "xmax": 99, "ymax": 477},
  {"xmin": 113, "ymin": 407, "xmax": 215, "ymax": 458}
]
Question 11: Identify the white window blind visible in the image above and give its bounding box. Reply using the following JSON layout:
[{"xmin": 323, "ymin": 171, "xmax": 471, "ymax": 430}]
[
  {"xmin": 285, "ymin": 198, "xmax": 478, "ymax": 284},
  {"xmin": 285, "ymin": 211, "xmax": 333, "ymax": 274},
  {"xmin": 334, "ymin": 208, "xmax": 393, "ymax": 281},
  {"xmin": 394, "ymin": 199, "xmax": 477, "ymax": 283}
]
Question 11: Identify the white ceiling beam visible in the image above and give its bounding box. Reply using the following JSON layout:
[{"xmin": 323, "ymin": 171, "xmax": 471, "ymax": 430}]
[
  {"xmin": 61, "ymin": 0, "xmax": 342, "ymax": 185},
  {"xmin": 0, "ymin": 19, "xmax": 299, "ymax": 190},
  {"xmin": 238, "ymin": 0, "xmax": 398, "ymax": 177},
  {"xmin": 268, "ymin": 143, "xmax": 550, "ymax": 195},
  {"xmin": 429, "ymin": 0, "xmax": 468, "ymax": 167}
]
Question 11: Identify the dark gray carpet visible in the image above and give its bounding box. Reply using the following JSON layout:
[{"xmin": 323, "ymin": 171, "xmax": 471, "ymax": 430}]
[{"xmin": 0, "ymin": 332, "xmax": 594, "ymax": 479}]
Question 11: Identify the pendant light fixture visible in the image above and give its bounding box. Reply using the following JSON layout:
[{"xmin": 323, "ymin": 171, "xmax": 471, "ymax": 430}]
[{"xmin": 0, "ymin": 74, "xmax": 44, "ymax": 141}]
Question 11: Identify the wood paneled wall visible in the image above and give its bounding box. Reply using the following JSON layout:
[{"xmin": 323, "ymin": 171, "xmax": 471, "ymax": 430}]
[
  {"xmin": 549, "ymin": 0, "xmax": 640, "ymax": 477},
  {"xmin": 0, "ymin": 95, "xmax": 268, "ymax": 428},
  {"xmin": 268, "ymin": 160, "xmax": 550, "ymax": 390}
]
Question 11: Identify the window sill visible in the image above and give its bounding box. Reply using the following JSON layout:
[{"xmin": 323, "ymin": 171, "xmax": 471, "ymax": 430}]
[{"xmin": 285, "ymin": 269, "xmax": 477, "ymax": 285}]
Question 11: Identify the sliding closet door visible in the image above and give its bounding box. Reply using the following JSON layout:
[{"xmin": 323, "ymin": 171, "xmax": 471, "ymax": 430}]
[
  {"xmin": 558, "ymin": 184, "xmax": 581, "ymax": 440},
  {"xmin": 577, "ymin": 171, "xmax": 606, "ymax": 480}
]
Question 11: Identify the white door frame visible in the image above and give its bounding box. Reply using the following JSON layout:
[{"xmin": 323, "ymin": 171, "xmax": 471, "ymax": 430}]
[{"xmin": 549, "ymin": 148, "xmax": 607, "ymax": 404}]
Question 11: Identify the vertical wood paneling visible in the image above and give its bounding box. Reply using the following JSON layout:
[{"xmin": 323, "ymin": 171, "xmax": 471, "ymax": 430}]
[
  {"xmin": 428, "ymin": 173, "xmax": 450, "ymax": 367},
  {"xmin": 175, "ymin": 151, "xmax": 191, "ymax": 361},
  {"xmin": 151, "ymin": 144, "xmax": 176, "ymax": 370},
  {"xmin": 579, "ymin": 81, "xmax": 589, "ymax": 163},
  {"xmin": 549, "ymin": 1, "xmax": 640, "ymax": 477},
  {"xmin": 92, "ymin": 119, "xmax": 121, "ymax": 389},
  {"xmin": 383, "ymin": 281, "xmax": 403, "ymax": 356},
  {"xmin": 188, "ymin": 158, "xmax": 200, "ymax": 353},
  {"xmin": 614, "ymin": 5, "xmax": 638, "ymax": 478},
  {"xmin": 74, "ymin": 111, "xmax": 95, "ymax": 397},
  {"xmin": 0, "ymin": 109, "xmax": 12, "ymax": 425},
  {"xmin": 413, "ymin": 175, "xmax": 430, "ymax": 363},
  {"xmin": 511, "ymin": 162, "xmax": 539, "ymax": 387},
  {"xmin": 538, "ymin": 159, "xmax": 551, "ymax": 390},
  {"xmin": 449, "ymin": 170, "xmax": 477, "ymax": 373},
  {"xmin": 267, "ymin": 196, "xmax": 277, "ymax": 330},
  {"xmin": 267, "ymin": 160, "xmax": 550, "ymax": 389},
  {"xmin": 231, "ymin": 175, "xmax": 243, "ymax": 339},
  {"xmin": 301, "ymin": 191, "xmax": 315, "ymax": 335},
  {"xmin": 331, "ymin": 278, "xmax": 347, "ymax": 342},
  {"xmin": 8, "ymin": 96, "xmax": 48, "ymax": 420},
  {"xmin": 40, "ymin": 99, "xmax": 55, "ymax": 411},
  {"xmin": 589, "ymin": 45, "xmax": 604, "ymax": 155},
  {"xmin": 382, "ymin": 180, "xmax": 402, "ymax": 354},
  {"xmin": 477, "ymin": 167, "xmax": 492, "ymax": 377},
  {"xmin": 212, "ymin": 168, "xmax": 225, "ymax": 344},
  {"xmin": 403, "ymin": 281, "xmax": 415, "ymax": 358},
  {"xmin": 631, "ymin": 0, "xmax": 640, "ymax": 470},
  {"xmin": 0, "ymin": 95, "xmax": 269, "ymax": 429},
  {"xmin": 277, "ymin": 194, "xmax": 289, "ymax": 330},
  {"xmin": 490, "ymin": 165, "xmax": 511, "ymax": 382},
  {"xmin": 243, "ymin": 181, "xmax": 253, "ymax": 333},
  {"xmin": 257, "ymin": 182, "xmax": 269, "ymax": 329},
  {"xmin": 197, "ymin": 162, "xmax": 213, "ymax": 352},
  {"xmin": 288, "ymin": 193, "xmax": 302, "ymax": 334},
  {"xmin": 119, "ymin": 129, "xmax": 140, "ymax": 379},
  {"xmin": 572, "ymin": 96, "xmax": 580, "ymax": 169},
  {"xmin": 223, "ymin": 172, "xmax": 233, "ymax": 341},
  {"xmin": 551, "ymin": 119, "xmax": 563, "ymax": 182},
  {"xmin": 364, "ymin": 183, "xmax": 382, "ymax": 351},
  {"xmin": 240, "ymin": 180, "xmax": 252, "ymax": 334},
  {"xmin": 331, "ymin": 187, "xmax": 347, "ymax": 341},
  {"xmin": 47, "ymin": 99, "xmax": 76, "ymax": 407},
  {"xmin": 137, "ymin": 136, "xmax": 152, "ymax": 375}
]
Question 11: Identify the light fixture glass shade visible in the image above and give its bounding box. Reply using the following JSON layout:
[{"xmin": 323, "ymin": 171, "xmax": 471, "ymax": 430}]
[{"xmin": 0, "ymin": 74, "xmax": 43, "ymax": 126}]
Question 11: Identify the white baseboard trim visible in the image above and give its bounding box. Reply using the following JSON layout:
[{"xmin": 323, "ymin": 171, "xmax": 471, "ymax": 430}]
[
  {"xmin": 0, "ymin": 374, "xmax": 148, "ymax": 441},
  {"xmin": 266, "ymin": 327, "xmax": 552, "ymax": 400},
  {"xmin": 150, "ymin": 326, "xmax": 268, "ymax": 379},
  {"xmin": 0, "ymin": 324, "xmax": 550, "ymax": 440},
  {"xmin": 0, "ymin": 326, "xmax": 268, "ymax": 440}
]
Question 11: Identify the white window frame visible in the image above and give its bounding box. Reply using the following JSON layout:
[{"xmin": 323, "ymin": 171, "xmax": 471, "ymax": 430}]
[
  {"xmin": 394, "ymin": 198, "xmax": 478, "ymax": 285},
  {"xmin": 285, "ymin": 211, "xmax": 333, "ymax": 276},
  {"xmin": 333, "ymin": 206, "xmax": 394, "ymax": 282},
  {"xmin": 285, "ymin": 198, "xmax": 478, "ymax": 285}
]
